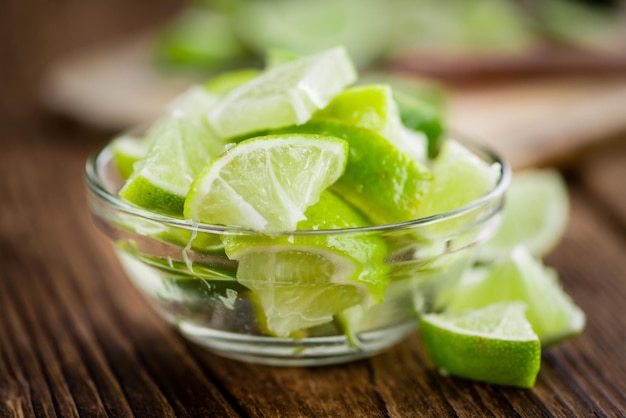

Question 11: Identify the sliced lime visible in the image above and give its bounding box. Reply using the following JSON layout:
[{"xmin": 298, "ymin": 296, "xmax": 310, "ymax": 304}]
[
  {"xmin": 274, "ymin": 120, "xmax": 432, "ymax": 224},
  {"xmin": 420, "ymin": 302, "xmax": 541, "ymax": 388},
  {"xmin": 225, "ymin": 191, "xmax": 389, "ymax": 337},
  {"xmin": 314, "ymin": 84, "xmax": 426, "ymax": 163},
  {"xmin": 119, "ymin": 113, "xmax": 221, "ymax": 216},
  {"xmin": 207, "ymin": 46, "xmax": 357, "ymax": 139},
  {"xmin": 416, "ymin": 139, "xmax": 501, "ymax": 218},
  {"xmin": 479, "ymin": 169, "xmax": 569, "ymax": 261},
  {"xmin": 437, "ymin": 246, "xmax": 585, "ymax": 346},
  {"xmin": 184, "ymin": 134, "xmax": 348, "ymax": 232}
]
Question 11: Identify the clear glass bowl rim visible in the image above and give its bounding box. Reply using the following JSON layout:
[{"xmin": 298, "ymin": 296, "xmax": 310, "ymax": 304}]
[{"xmin": 85, "ymin": 139, "xmax": 511, "ymax": 236}]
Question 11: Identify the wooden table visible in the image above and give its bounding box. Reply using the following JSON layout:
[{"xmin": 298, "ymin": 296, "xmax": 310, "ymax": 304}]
[{"xmin": 1, "ymin": 1, "xmax": 625, "ymax": 417}]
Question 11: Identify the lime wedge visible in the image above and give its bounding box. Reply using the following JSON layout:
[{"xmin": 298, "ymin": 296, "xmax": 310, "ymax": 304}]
[
  {"xmin": 274, "ymin": 120, "xmax": 432, "ymax": 224},
  {"xmin": 112, "ymin": 84, "xmax": 224, "ymax": 181},
  {"xmin": 207, "ymin": 46, "xmax": 357, "ymax": 139},
  {"xmin": 119, "ymin": 113, "xmax": 221, "ymax": 216},
  {"xmin": 416, "ymin": 139, "xmax": 501, "ymax": 218},
  {"xmin": 225, "ymin": 191, "xmax": 389, "ymax": 337},
  {"xmin": 479, "ymin": 169, "xmax": 569, "ymax": 261},
  {"xmin": 437, "ymin": 246, "xmax": 585, "ymax": 346},
  {"xmin": 420, "ymin": 302, "xmax": 541, "ymax": 388},
  {"xmin": 184, "ymin": 134, "xmax": 348, "ymax": 232},
  {"xmin": 314, "ymin": 84, "xmax": 427, "ymax": 163}
]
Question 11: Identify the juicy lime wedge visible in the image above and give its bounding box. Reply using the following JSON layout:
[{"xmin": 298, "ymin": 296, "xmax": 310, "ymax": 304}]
[
  {"xmin": 207, "ymin": 46, "xmax": 357, "ymax": 139},
  {"xmin": 274, "ymin": 120, "xmax": 432, "ymax": 224},
  {"xmin": 416, "ymin": 139, "xmax": 501, "ymax": 218},
  {"xmin": 437, "ymin": 246, "xmax": 585, "ymax": 346},
  {"xmin": 184, "ymin": 134, "xmax": 348, "ymax": 232},
  {"xmin": 119, "ymin": 113, "xmax": 221, "ymax": 216},
  {"xmin": 314, "ymin": 84, "xmax": 426, "ymax": 163},
  {"xmin": 225, "ymin": 191, "xmax": 389, "ymax": 337},
  {"xmin": 479, "ymin": 169, "xmax": 569, "ymax": 261},
  {"xmin": 420, "ymin": 302, "xmax": 541, "ymax": 388}
]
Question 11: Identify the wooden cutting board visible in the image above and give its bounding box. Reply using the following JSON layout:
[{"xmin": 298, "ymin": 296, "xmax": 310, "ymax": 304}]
[{"xmin": 41, "ymin": 33, "xmax": 626, "ymax": 169}]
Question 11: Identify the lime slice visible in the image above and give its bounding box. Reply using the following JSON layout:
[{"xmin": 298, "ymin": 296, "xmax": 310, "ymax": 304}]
[
  {"xmin": 112, "ymin": 84, "xmax": 224, "ymax": 181},
  {"xmin": 207, "ymin": 46, "xmax": 357, "ymax": 139},
  {"xmin": 225, "ymin": 191, "xmax": 389, "ymax": 337},
  {"xmin": 119, "ymin": 113, "xmax": 221, "ymax": 216},
  {"xmin": 314, "ymin": 84, "xmax": 427, "ymax": 163},
  {"xmin": 437, "ymin": 246, "xmax": 585, "ymax": 346},
  {"xmin": 416, "ymin": 139, "xmax": 501, "ymax": 218},
  {"xmin": 274, "ymin": 120, "xmax": 432, "ymax": 224},
  {"xmin": 184, "ymin": 134, "xmax": 348, "ymax": 232},
  {"xmin": 420, "ymin": 302, "xmax": 541, "ymax": 388},
  {"xmin": 479, "ymin": 169, "xmax": 569, "ymax": 261}
]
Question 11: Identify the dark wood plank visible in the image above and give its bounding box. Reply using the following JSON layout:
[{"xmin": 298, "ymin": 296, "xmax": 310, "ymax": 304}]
[{"xmin": 580, "ymin": 138, "xmax": 626, "ymax": 229}]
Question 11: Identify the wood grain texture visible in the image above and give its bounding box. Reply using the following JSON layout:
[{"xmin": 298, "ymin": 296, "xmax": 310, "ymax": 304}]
[{"xmin": 1, "ymin": 1, "xmax": 625, "ymax": 417}]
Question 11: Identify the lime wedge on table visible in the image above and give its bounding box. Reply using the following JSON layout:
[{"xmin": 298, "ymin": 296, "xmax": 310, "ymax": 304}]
[
  {"xmin": 437, "ymin": 246, "xmax": 585, "ymax": 346},
  {"xmin": 420, "ymin": 302, "xmax": 541, "ymax": 388},
  {"xmin": 119, "ymin": 113, "xmax": 221, "ymax": 216},
  {"xmin": 184, "ymin": 134, "xmax": 348, "ymax": 232},
  {"xmin": 224, "ymin": 191, "xmax": 389, "ymax": 337},
  {"xmin": 207, "ymin": 46, "xmax": 357, "ymax": 139},
  {"xmin": 275, "ymin": 120, "xmax": 432, "ymax": 224},
  {"xmin": 479, "ymin": 169, "xmax": 569, "ymax": 261}
]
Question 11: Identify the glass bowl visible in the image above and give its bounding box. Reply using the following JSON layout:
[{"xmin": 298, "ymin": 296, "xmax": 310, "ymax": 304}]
[{"xmin": 85, "ymin": 139, "xmax": 510, "ymax": 366}]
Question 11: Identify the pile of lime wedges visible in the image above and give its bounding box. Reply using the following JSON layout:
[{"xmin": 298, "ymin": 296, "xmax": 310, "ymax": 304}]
[{"xmin": 112, "ymin": 47, "xmax": 584, "ymax": 388}]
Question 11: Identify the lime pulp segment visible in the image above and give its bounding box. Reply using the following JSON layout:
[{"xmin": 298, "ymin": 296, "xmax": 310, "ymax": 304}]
[
  {"xmin": 207, "ymin": 46, "xmax": 357, "ymax": 139},
  {"xmin": 224, "ymin": 191, "xmax": 389, "ymax": 337},
  {"xmin": 184, "ymin": 134, "xmax": 349, "ymax": 232}
]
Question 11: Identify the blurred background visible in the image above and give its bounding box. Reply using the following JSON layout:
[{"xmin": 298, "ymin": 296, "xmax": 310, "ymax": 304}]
[{"xmin": 1, "ymin": 0, "xmax": 625, "ymax": 167}]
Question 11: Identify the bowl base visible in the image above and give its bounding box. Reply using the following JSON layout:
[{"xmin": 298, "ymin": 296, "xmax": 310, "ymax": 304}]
[{"xmin": 177, "ymin": 321, "xmax": 417, "ymax": 366}]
